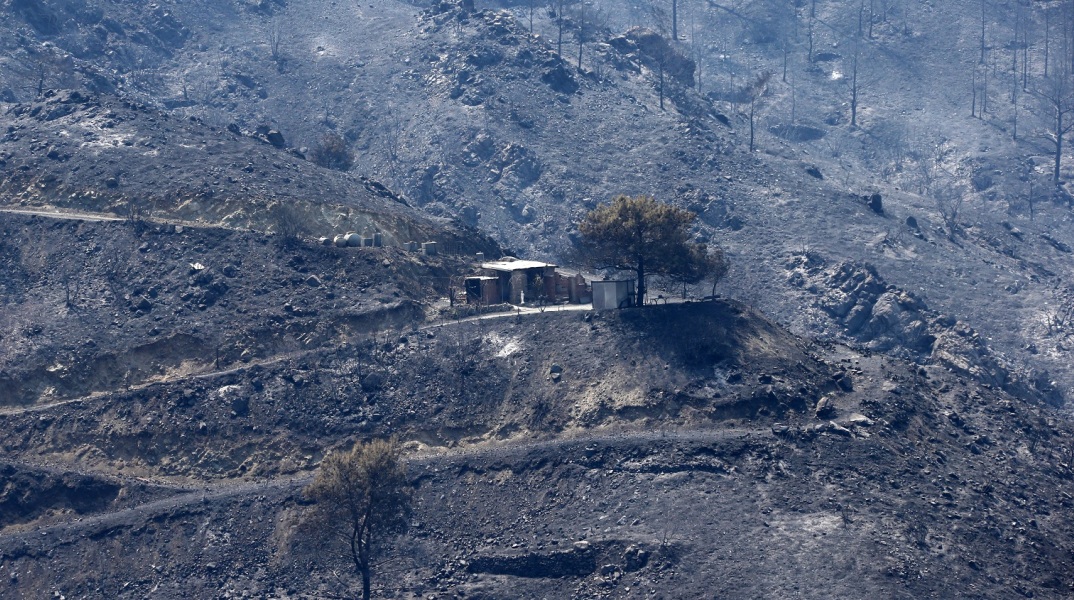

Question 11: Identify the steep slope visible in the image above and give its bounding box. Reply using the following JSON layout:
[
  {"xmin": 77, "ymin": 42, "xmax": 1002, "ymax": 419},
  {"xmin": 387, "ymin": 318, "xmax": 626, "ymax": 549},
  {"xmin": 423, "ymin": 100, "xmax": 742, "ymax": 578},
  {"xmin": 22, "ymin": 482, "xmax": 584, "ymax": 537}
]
[
  {"xmin": 1, "ymin": 302, "xmax": 1072, "ymax": 598},
  {"xmin": 0, "ymin": 88, "xmax": 501, "ymax": 251},
  {"xmin": 0, "ymin": 211, "xmax": 488, "ymax": 411},
  {"xmin": 4, "ymin": 0, "xmax": 1073, "ymax": 400}
]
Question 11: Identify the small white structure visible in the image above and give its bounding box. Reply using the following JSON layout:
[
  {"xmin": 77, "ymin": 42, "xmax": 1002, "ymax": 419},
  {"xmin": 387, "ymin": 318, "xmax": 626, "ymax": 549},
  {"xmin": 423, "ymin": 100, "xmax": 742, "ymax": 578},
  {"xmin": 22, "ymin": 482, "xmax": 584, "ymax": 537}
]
[{"xmin": 592, "ymin": 280, "xmax": 635, "ymax": 310}]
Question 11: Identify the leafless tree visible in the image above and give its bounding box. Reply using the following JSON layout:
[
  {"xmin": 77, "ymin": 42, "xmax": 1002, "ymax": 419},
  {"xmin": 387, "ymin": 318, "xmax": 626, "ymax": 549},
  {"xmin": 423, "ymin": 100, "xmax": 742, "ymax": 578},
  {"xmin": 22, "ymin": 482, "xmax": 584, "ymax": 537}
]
[
  {"xmin": 689, "ymin": 7, "xmax": 705, "ymax": 93},
  {"xmin": 1027, "ymin": 179, "xmax": 1037, "ymax": 221},
  {"xmin": 746, "ymin": 72, "xmax": 772, "ymax": 152},
  {"xmin": 20, "ymin": 44, "xmax": 74, "ymax": 99},
  {"xmin": 1045, "ymin": 285, "xmax": 1074, "ymax": 336},
  {"xmin": 1042, "ymin": 3, "xmax": 1051, "ymax": 78},
  {"xmin": 61, "ymin": 259, "xmax": 83, "ymax": 309},
  {"xmin": 1021, "ymin": 8, "xmax": 1030, "ymax": 91},
  {"xmin": 1013, "ymin": 83, "xmax": 1021, "ymax": 141},
  {"xmin": 848, "ymin": 37, "xmax": 863, "ymax": 127},
  {"xmin": 311, "ymin": 133, "xmax": 354, "ymax": 171},
  {"xmin": 382, "ymin": 102, "xmax": 402, "ymax": 185},
  {"xmin": 640, "ymin": 1, "xmax": 671, "ymax": 36},
  {"xmin": 909, "ymin": 135, "xmax": 953, "ymax": 195},
  {"xmin": 933, "ymin": 182, "xmax": 966, "ymax": 241},
  {"xmin": 269, "ymin": 19, "xmax": 283, "ymax": 64},
  {"xmin": 870, "ymin": 119, "xmax": 909, "ymax": 180},
  {"xmin": 645, "ymin": 37, "xmax": 674, "ymax": 111},
  {"xmin": 570, "ymin": 2, "xmax": 600, "ymax": 70},
  {"xmin": 555, "ymin": 0, "xmax": 571, "ymax": 57},
  {"xmin": 1035, "ymin": 69, "xmax": 1074, "ymax": 187},
  {"xmin": 971, "ymin": 64, "xmax": 980, "ymax": 118},
  {"xmin": 780, "ymin": 28, "xmax": 792, "ymax": 84}
]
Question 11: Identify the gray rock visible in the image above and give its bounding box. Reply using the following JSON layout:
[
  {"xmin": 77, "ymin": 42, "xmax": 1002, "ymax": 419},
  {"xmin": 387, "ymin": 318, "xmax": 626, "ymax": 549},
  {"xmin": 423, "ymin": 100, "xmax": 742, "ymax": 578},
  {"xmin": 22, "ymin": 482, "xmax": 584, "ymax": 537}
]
[
  {"xmin": 541, "ymin": 64, "xmax": 579, "ymax": 95},
  {"xmin": 266, "ymin": 130, "xmax": 286, "ymax": 148},
  {"xmin": 623, "ymin": 545, "xmax": 649, "ymax": 571},
  {"xmin": 815, "ymin": 395, "xmax": 836, "ymax": 419}
]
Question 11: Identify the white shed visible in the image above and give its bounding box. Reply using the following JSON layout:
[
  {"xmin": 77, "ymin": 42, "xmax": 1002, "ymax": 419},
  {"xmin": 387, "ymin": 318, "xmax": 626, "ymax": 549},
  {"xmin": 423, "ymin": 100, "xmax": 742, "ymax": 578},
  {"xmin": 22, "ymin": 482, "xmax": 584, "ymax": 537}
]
[{"xmin": 592, "ymin": 280, "xmax": 635, "ymax": 310}]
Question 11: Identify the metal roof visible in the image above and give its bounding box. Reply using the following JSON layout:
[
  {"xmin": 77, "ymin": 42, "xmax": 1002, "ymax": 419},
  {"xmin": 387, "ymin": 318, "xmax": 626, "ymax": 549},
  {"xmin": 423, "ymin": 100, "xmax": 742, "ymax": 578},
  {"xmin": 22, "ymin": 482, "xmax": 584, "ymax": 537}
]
[{"xmin": 481, "ymin": 260, "xmax": 557, "ymax": 272}]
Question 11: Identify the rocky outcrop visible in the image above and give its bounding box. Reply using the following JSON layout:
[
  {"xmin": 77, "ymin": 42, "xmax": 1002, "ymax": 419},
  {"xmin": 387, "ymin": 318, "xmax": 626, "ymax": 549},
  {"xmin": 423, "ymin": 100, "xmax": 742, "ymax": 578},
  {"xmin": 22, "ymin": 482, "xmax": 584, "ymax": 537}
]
[
  {"xmin": 540, "ymin": 62, "xmax": 579, "ymax": 95},
  {"xmin": 459, "ymin": 133, "xmax": 541, "ymax": 188},
  {"xmin": 609, "ymin": 28, "xmax": 696, "ymax": 88},
  {"xmin": 491, "ymin": 143, "xmax": 541, "ymax": 187},
  {"xmin": 786, "ymin": 254, "xmax": 1063, "ymax": 405},
  {"xmin": 787, "ymin": 255, "xmax": 934, "ymax": 355}
]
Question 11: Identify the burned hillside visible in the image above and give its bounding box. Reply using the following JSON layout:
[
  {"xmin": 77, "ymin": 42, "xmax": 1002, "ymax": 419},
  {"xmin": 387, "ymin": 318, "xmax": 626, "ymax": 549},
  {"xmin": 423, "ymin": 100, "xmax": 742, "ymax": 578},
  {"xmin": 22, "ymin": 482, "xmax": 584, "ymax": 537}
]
[
  {"xmin": 4, "ymin": 0, "xmax": 1074, "ymax": 598},
  {"xmin": 1, "ymin": 284, "xmax": 1073, "ymax": 597}
]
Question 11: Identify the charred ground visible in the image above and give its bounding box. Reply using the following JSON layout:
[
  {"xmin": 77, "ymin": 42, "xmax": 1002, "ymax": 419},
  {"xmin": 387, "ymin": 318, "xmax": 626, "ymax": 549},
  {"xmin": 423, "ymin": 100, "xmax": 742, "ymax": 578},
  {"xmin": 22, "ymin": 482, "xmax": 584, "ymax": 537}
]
[
  {"xmin": 0, "ymin": 214, "xmax": 1073, "ymax": 598},
  {"xmin": 5, "ymin": 0, "xmax": 1074, "ymax": 399},
  {"xmin": 3, "ymin": 0, "xmax": 1074, "ymax": 598}
]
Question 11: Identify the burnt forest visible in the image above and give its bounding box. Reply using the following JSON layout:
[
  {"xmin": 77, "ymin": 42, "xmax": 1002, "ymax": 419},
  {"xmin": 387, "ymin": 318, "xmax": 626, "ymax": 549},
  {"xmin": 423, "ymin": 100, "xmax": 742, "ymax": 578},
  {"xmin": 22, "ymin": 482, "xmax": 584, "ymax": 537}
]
[{"xmin": 2, "ymin": 0, "xmax": 1074, "ymax": 598}]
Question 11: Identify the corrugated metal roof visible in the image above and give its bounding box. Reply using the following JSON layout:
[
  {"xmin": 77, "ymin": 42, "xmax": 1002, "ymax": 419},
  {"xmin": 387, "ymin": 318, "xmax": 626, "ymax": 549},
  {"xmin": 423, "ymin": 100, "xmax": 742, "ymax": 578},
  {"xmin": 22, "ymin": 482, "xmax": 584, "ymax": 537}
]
[{"xmin": 481, "ymin": 260, "xmax": 557, "ymax": 271}]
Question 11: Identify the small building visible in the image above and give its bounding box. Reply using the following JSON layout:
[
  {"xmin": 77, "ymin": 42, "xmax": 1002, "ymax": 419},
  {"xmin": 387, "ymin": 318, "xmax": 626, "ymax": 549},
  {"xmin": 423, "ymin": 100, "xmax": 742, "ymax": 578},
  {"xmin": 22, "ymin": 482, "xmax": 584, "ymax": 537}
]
[
  {"xmin": 481, "ymin": 259, "xmax": 557, "ymax": 304},
  {"xmin": 592, "ymin": 279, "xmax": 635, "ymax": 310},
  {"xmin": 464, "ymin": 276, "xmax": 501, "ymax": 305},
  {"xmin": 554, "ymin": 268, "xmax": 594, "ymax": 304}
]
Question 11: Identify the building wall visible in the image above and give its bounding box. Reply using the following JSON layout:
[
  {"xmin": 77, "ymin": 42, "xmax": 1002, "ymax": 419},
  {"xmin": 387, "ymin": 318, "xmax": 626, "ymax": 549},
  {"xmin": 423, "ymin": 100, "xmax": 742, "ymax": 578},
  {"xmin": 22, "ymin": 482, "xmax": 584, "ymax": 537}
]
[
  {"xmin": 482, "ymin": 266, "xmax": 565, "ymax": 305},
  {"xmin": 465, "ymin": 278, "xmax": 501, "ymax": 304}
]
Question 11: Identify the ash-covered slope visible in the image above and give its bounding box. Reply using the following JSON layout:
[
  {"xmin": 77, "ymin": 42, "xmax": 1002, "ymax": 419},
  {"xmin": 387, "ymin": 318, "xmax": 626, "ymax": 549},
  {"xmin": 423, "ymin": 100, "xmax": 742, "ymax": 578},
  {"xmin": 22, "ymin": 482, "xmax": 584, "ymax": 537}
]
[
  {"xmin": 0, "ymin": 210, "xmax": 489, "ymax": 410},
  {"xmin": 1, "ymin": 302, "xmax": 1073, "ymax": 599},
  {"xmin": 4, "ymin": 3, "xmax": 1074, "ymax": 598},
  {"xmin": 0, "ymin": 88, "xmax": 500, "ymax": 251},
  {"xmin": 4, "ymin": 0, "xmax": 1073, "ymax": 398}
]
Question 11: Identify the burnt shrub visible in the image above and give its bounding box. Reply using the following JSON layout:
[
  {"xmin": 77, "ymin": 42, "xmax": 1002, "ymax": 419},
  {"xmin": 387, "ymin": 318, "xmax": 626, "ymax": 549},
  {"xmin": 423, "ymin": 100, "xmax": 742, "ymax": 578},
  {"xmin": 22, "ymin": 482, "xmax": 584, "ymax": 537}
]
[{"xmin": 310, "ymin": 133, "xmax": 354, "ymax": 171}]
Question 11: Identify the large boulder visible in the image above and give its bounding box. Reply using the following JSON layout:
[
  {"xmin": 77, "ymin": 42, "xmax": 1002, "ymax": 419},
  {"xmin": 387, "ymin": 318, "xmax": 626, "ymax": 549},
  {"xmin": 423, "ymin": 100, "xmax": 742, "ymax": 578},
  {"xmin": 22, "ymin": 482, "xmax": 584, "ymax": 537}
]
[{"xmin": 541, "ymin": 62, "xmax": 579, "ymax": 95}]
